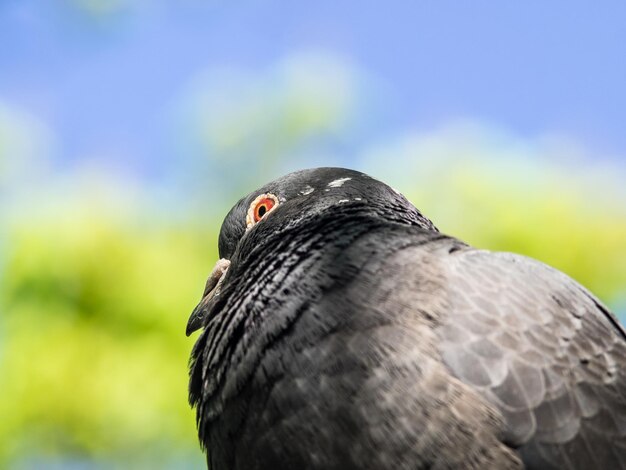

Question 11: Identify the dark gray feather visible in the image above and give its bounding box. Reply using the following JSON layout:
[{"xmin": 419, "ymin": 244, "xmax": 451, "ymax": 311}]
[{"xmin": 435, "ymin": 249, "xmax": 626, "ymax": 468}]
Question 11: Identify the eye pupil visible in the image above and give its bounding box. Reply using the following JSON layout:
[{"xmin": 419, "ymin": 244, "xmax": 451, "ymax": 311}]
[{"xmin": 258, "ymin": 205, "xmax": 267, "ymax": 217}]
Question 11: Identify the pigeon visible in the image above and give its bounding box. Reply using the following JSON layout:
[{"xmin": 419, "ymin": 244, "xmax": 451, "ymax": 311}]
[{"xmin": 187, "ymin": 167, "xmax": 626, "ymax": 470}]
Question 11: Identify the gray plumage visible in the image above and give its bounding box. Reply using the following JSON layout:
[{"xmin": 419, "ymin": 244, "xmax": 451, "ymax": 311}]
[{"xmin": 187, "ymin": 167, "xmax": 626, "ymax": 469}]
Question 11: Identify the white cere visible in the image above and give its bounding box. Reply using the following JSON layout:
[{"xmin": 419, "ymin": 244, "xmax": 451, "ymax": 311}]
[
  {"xmin": 299, "ymin": 185, "xmax": 314, "ymax": 195},
  {"xmin": 327, "ymin": 177, "xmax": 352, "ymax": 188}
]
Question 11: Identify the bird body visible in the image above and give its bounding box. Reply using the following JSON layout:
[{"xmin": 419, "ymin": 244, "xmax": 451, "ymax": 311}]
[{"xmin": 187, "ymin": 168, "xmax": 626, "ymax": 469}]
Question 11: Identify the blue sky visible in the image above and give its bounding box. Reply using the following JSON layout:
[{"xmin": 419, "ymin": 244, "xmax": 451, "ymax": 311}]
[{"xmin": 1, "ymin": 0, "xmax": 626, "ymax": 179}]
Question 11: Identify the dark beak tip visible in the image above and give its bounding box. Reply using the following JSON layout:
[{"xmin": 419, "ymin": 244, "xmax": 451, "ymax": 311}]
[
  {"xmin": 185, "ymin": 319, "xmax": 200, "ymax": 337},
  {"xmin": 186, "ymin": 305, "xmax": 204, "ymax": 337},
  {"xmin": 187, "ymin": 258, "xmax": 230, "ymax": 337}
]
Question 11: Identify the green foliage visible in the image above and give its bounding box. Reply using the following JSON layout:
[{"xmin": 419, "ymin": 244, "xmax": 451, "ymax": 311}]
[
  {"xmin": 400, "ymin": 163, "xmax": 626, "ymax": 305},
  {"xmin": 0, "ymin": 201, "xmax": 216, "ymax": 466}
]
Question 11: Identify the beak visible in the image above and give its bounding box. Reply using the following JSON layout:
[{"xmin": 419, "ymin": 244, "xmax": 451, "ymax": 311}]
[{"xmin": 186, "ymin": 258, "xmax": 231, "ymax": 336}]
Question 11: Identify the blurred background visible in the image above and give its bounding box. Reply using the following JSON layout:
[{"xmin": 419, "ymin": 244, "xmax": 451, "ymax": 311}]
[{"xmin": 1, "ymin": 1, "xmax": 626, "ymax": 468}]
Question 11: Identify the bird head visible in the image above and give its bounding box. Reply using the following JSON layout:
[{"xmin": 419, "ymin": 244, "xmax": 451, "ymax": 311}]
[{"xmin": 186, "ymin": 167, "xmax": 436, "ymax": 336}]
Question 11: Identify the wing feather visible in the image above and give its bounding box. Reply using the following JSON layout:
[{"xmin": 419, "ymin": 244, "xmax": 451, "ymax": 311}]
[{"xmin": 437, "ymin": 248, "xmax": 626, "ymax": 468}]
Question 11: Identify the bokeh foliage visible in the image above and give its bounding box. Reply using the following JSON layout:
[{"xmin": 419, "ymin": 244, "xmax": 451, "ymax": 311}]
[{"xmin": 0, "ymin": 194, "xmax": 218, "ymax": 467}]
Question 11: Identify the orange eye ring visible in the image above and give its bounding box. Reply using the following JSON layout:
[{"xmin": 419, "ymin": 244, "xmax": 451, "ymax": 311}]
[
  {"xmin": 253, "ymin": 198, "xmax": 275, "ymax": 222},
  {"xmin": 246, "ymin": 193, "xmax": 279, "ymax": 228}
]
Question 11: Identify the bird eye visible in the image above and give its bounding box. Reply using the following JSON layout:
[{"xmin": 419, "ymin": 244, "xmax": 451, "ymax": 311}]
[
  {"xmin": 254, "ymin": 199, "xmax": 273, "ymax": 221},
  {"xmin": 246, "ymin": 193, "xmax": 279, "ymax": 228}
]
